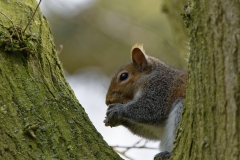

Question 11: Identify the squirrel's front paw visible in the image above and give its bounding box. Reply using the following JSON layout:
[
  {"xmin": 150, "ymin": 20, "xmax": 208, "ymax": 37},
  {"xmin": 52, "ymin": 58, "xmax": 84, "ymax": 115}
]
[{"xmin": 104, "ymin": 104, "xmax": 123, "ymax": 127}]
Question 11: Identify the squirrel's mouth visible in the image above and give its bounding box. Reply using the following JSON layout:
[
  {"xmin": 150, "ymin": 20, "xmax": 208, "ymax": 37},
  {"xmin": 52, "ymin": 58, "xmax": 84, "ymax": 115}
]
[
  {"xmin": 106, "ymin": 98, "xmax": 128, "ymax": 106},
  {"xmin": 105, "ymin": 99, "xmax": 117, "ymax": 106}
]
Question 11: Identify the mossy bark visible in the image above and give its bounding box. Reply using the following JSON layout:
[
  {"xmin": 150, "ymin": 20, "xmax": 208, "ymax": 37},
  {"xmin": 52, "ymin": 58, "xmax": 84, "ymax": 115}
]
[
  {"xmin": 171, "ymin": 0, "xmax": 240, "ymax": 160},
  {"xmin": 0, "ymin": 0, "xmax": 121, "ymax": 159}
]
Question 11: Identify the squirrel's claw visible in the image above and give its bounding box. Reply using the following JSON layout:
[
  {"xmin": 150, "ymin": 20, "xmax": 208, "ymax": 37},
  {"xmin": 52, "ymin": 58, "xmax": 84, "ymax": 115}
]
[
  {"xmin": 104, "ymin": 103, "xmax": 123, "ymax": 127},
  {"xmin": 103, "ymin": 118, "xmax": 112, "ymax": 127}
]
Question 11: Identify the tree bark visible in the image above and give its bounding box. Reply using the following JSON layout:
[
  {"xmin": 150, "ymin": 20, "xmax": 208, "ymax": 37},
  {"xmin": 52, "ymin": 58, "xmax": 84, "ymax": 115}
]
[
  {"xmin": 171, "ymin": 0, "xmax": 240, "ymax": 160},
  {"xmin": 0, "ymin": 1, "xmax": 121, "ymax": 159}
]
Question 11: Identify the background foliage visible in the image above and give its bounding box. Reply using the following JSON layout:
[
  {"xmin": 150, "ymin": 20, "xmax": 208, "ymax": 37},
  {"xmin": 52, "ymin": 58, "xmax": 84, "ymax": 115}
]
[{"xmin": 42, "ymin": 0, "xmax": 188, "ymax": 74}]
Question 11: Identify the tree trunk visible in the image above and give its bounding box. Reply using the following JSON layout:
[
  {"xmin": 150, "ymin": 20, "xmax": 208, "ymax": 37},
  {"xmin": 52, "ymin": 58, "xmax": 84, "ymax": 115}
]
[
  {"xmin": 171, "ymin": 0, "xmax": 240, "ymax": 159},
  {"xmin": 0, "ymin": 1, "xmax": 121, "ymax": 159}
]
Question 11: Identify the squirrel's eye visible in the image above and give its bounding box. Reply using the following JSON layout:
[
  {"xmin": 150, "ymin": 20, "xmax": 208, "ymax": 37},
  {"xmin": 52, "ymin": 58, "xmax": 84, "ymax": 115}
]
[{"xmin": 119, "ymin": 72, "xmax": 129, "ymax": 82}]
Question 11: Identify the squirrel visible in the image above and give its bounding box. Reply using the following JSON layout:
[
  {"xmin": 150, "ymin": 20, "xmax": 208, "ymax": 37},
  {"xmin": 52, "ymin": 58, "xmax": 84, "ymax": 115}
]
[{"xmin": 104, "ymin": 44, "xmax": 187, "ymax": 159}]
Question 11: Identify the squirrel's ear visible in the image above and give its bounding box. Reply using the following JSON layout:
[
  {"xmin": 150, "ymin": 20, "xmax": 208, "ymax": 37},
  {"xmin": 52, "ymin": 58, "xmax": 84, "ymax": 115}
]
[{"xmin": 132, "ymin": 44, "xmax": 148, "ymax": 69}]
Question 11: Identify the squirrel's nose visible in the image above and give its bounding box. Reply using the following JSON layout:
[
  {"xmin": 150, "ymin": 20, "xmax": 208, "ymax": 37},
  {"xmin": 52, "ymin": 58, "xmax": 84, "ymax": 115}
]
[{"xmin": 106, "ymin": 99, "xmax": 111, "ymax": 106}]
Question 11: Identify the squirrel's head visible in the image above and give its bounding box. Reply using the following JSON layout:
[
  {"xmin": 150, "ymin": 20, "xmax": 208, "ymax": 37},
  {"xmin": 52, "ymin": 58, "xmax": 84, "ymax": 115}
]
[{"xmin": 106, "ymin": 44, "xmax": 157, "ymax": 106}]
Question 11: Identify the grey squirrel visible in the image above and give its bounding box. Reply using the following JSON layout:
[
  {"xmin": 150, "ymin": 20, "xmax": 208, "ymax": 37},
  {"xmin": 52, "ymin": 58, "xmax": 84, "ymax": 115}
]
[{"xmin": 104, "ymin": 44, "xmax": 187, "ymax": 159}]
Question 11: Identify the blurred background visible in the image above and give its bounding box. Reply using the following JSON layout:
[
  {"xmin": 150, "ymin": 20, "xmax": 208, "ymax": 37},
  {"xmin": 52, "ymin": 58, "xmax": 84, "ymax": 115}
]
[{"xmin": 39, "ymin": 0, "xmax": 188, "ymax": 159}]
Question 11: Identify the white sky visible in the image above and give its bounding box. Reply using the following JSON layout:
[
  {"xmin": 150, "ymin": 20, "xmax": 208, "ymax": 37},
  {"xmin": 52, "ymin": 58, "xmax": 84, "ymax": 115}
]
[{"xmin": 38, "ymin": 0, "xmax": 96, "ymax": 17}]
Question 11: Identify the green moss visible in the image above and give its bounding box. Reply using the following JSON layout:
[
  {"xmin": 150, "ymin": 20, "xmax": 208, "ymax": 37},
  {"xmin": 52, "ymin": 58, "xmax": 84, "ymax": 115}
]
[
  {"xmin": 0, "ymin": 32, "xmax": 38, "ymax": 54},
  {"xmin": 0, "ymin": 0, "xmax": 121, "ymax": 159}
]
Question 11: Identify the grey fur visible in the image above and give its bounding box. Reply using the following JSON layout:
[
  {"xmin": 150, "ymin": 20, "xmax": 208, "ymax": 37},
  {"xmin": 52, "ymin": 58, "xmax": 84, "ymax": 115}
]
[{"xmin": 104, "ymin": 50, "xmax": 187, "ymax": 158}]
